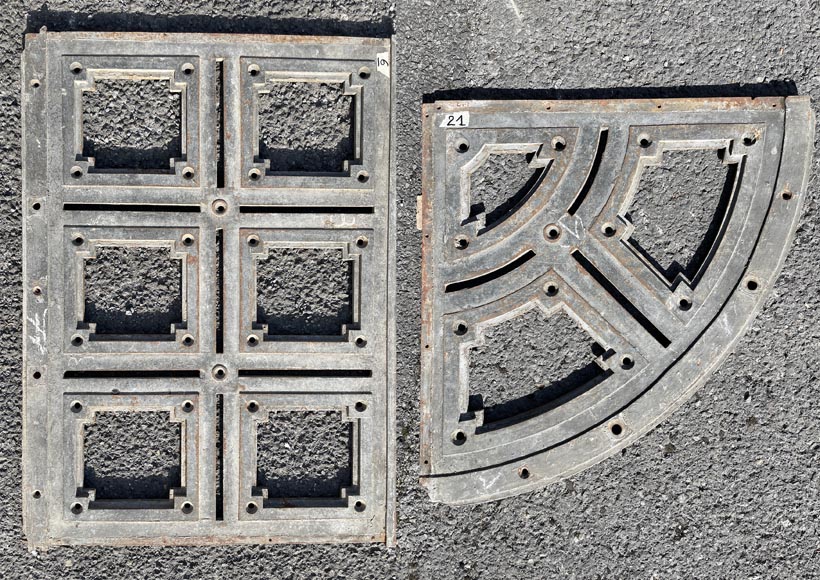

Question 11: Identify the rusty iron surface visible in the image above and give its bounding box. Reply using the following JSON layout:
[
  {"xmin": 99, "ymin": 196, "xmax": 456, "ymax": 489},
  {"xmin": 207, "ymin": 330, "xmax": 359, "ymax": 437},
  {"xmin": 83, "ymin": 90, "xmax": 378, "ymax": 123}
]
[
  {"xmin": 22, "ymin": 30, "xmax": 395, "ymax": 547},
  {"xmin": 419, "ymin": 97, "xmax": 814, "ymax": 504}
]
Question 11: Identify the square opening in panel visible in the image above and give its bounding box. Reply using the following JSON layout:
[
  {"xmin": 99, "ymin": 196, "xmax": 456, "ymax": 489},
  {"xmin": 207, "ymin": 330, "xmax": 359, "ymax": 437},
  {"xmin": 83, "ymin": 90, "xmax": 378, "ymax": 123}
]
[
  {"xmin": 239, "ymin": 394, "xmax": 374, "ymax": 520},
  {"xmin": 63, "ymin": 60, "xmax": 200, "ymax": 187},
  {"xmin": 257, "ymin": 81, "xmax": 355, "ymax": 174},
  {"xmin": 82, "ymin": 78, "xmax": 183, "ymax": 171},
  {"xmin": 255, "ymin": 246, "xmax": 355, "ymax": 338},
  {"xmin": 64, "ymin": 227, "xmax": 201, "ymax": 353},
  {"xmin": 83, "ymin": 244, "xmax": 184, "ymax": 337},
  {"xmin": 83, "ymin": 411, "xmax": 181, "ymax": 500},
  {"xmin": 256, "ymin": 410, "xmax": 354, "ymax": 499},
  {"xmin": 64, "ymin": 393, "xmax": 199, "ymax": 519}
]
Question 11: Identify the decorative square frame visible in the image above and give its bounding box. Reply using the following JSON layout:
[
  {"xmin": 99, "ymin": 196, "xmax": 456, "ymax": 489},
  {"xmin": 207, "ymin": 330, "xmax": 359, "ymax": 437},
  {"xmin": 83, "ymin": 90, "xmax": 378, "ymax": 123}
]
[
  {"xmin": 237, "ymin": 392, "xmax": 373, "ymax": 522},
  {"xmin": 239, "ymin": 228, "xmax": 375, "ymax": 354},
  {"xmin": 62, "ymin": 225, "xmax": 201, "ymax": 354},
  {"xmin": 239, "ymin": 58, "xmax": 374, "ymax": 191},
  {"xmin": 62, "ymin": 391, "xmax": 201, "ymax": 522},
  {"xmin": 61, "ymin": 55, "xmax": 202, "ymax": 187}
]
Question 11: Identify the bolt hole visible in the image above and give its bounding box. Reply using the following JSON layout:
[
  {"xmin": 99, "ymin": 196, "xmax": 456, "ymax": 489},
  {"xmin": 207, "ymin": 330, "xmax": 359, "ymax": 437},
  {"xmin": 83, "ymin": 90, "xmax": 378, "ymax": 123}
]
[
  {"xmin": 742, "ymin": 134, "xmax": 756, "ymax": 146},
  {"xmin": 746, "ymin": 279, "xmax": 759, "ymax": 292},
  {"xmin": 70, "ymin": 401, "xmax": 83, "ymax": 413},
  {"xmin": 182, "ymin": 400, "xmax": 194, "ymax": 413},
  {"xmin": 248, "ymin": 168, "xmax": 262, "ymax": 181},
  {"xmin": 247, "ymin": 401, "xmax": 260, "ymax": 413},
  {"xmin": 610, "ymin": 423, "xmax": 624, "ymax": 437},
  {"xmin": 32, "ymin": 490, "xmax": 42, "ymax": 499},
  {"xmin": 32, "ymin": 286, "xmax": 42, "ymax": 296},
  {"xmin": 456, "ymin": 139, "xmax": 470, "ymax": 153},
  {"xmin": 30, "ymin": 79, "xmax": 40, "ymax": 89},
  {"xmin": 70, "ymin": 502, "xmax": 83, "ymax": 515},
  {"xmin": 453, "ymin": 322, "xmax": 468, "ymax": 336},
  {"xmin": 246, "ymin": 502, "xmax": 258, "ymax": 514},
  {"xmin": 454, "ymin": 236, "xmax": 469, "ymax": 250},
  {"xmin": 355, "ymin": 336, "xmax": 367, "ymax": 348},
  {"xmin": 32, "ymin": 202, "xmax": 41, "ymax": 211},
  {"xmin": 355, "ymin": 401, "xmax": 367, "ymax": 413},
  {"xmin": 70, "ymin": 166, "xmax": 83, "ymax": 179},
  {"xmin": 69, "ymin": 62, "xmax": 83, "ymax": 74},
  {"xmin": 247, "ymin": 235, "xmax": 260, "ymax": 248},
  {"xmin": 545, "ymin": 284, "xmax": 559, "ymax": 297},
  {"xmin": 354, "ymin": 500, "xmax": 366, "ymax": 512},
  {"xmin": 32, "ymin": 371, "xmax": 41, "ymax": 380},
  {"xmin": 181, "ymin": 63, "xmax": 195, "ymax": 75},
  {"xmin": 212, "ymin": 365, "xmax": 227, "ymax": 380},
  {"xmin": 545, "ymin": 225, "xmax": 561, "ymax": 241},
  {"xmin": 638, "ymin": 135, "xmax": 652, "ymax": 148},
  {"xmin": 621, "ymin": 355, "xmax": 634, "ymax": 370},
  {"xmin": 71, "ymin": 335, "xmax": 84, "ymax": 347},
  {"xmin": 248, "ymin": 64, "xmax": 261, "ymax": 77},
  {"xmin": 358, "ymin": 67, "xmax": 371, "ymax": 79},
  {"xmin": 452, "ymin": 430, "xmax": 467, "ymax": 445},
  {"xmin": 782, "ymin": 190, "xmax": 793, "ymax": 201},
  {"xmin": 602, "ymin": 223, "xmax": 617, "ymax": 237},
  {"xmin": 181, "ymin": 502, "xmax": 194, "ymax": 514},
  {"xmin": 247, "ymin": 335, "xmax": 259, "ymax": 347},
  {"xmin": 355, "ymin": 236, "xmax": 368, "ymax": 248},
  {"xmin": 182, "ymin": 167, "xmax": 195, "ymax": 180},
  {"xmin": 72, "ymin": 235, "xmax": 84, "ymax": 246},
  {"xmin": 552, "ymin": 136, "xmax": 566, "ymax": 151},
  {"xmin": 357, "ymin": 171, "xmax": 370, "ymax": 183},
  {"xmin": 518, "ymin": 467, "xmax": 530, "ymax": 480},
  {"xmin": 212, "ymin": 200, "xmax": 228, "ymax": 215},
  {"xmin": 182, "ymin": 234, "xmax": 195, "ymax": 246},
  {"xmin": 678, "ymin": 298, "xmax": 692, "ymax": 311}
]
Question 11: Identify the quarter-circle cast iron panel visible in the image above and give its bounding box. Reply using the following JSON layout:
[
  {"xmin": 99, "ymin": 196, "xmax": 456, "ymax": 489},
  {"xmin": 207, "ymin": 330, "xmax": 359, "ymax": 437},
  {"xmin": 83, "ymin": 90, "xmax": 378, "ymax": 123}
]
[{"xmin": 420, "ymin": 97, "xmax": 814, "ymax": 504}]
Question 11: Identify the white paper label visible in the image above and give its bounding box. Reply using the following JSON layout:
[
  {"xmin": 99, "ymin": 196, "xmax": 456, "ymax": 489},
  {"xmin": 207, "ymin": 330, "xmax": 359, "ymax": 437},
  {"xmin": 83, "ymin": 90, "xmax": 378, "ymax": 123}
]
[
  {"xmin": 439, "ymin": 112, "xmax": 470, "ymax": 128},
  {"xmin": 377, "ymin": 52, "xmax": 390, "ymax": 78}
]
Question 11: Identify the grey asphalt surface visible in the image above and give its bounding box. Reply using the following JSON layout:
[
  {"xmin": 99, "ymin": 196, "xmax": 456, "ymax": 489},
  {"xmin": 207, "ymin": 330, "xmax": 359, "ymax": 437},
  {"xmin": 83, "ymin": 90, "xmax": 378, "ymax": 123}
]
[
  {"xmin": 2, "ymin": 0, "xmax": 820, "ymax": 578},
  {"xmin": 81, "ymin": 78, "xmax": 183, "ymax": 170},
  {"xmin": 84, "ymin": 246, "xmax": 183, "ymax": 335}
]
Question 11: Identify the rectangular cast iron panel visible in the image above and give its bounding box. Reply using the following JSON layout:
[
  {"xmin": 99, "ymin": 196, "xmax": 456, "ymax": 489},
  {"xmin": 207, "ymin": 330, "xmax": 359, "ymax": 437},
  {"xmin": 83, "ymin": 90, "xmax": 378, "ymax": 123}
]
[
  {"xmin": 419, "ymin": 97, "xmax": 813, "ymax": 504},
  {"xmin": 22, "ymin": 30, "xmax": 396, "ymax": 547}
]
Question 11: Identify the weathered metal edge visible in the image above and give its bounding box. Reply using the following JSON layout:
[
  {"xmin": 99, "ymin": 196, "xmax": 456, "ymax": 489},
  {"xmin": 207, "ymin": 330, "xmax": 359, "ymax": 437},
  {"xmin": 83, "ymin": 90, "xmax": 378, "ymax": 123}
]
[
  {"xmin": 384, "ymin": 36, "xmax": 397, "ymax": 548},
  {"xmin": 25, "ymin": 30, "xmax": 390, "ymax": 46},
  {"xmin": 428, "ymin": 96, "xmax": 786, "ymax": 113},
  {"xmin": 21, "ymin": 30, "xmax": 49, "ymax": 549},
  {"xmin": 418, "ymin": 102, "xmax": 436, "ymax": 483}
]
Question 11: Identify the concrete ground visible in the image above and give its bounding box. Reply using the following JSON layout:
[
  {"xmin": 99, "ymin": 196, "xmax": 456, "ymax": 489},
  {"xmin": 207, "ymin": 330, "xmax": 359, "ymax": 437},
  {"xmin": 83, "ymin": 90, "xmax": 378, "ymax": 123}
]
[{"xmin": 2, "ymin": 0, "xmax": 819, "ymax": 578}]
